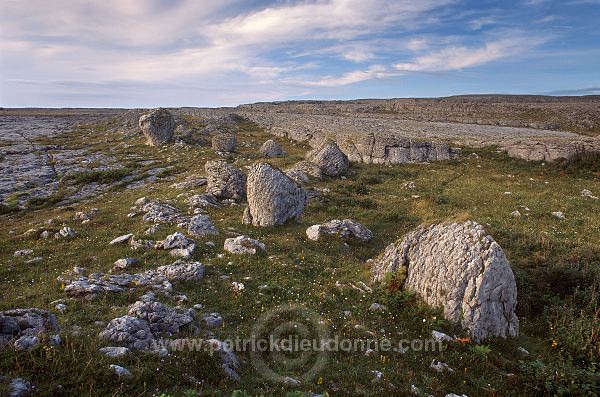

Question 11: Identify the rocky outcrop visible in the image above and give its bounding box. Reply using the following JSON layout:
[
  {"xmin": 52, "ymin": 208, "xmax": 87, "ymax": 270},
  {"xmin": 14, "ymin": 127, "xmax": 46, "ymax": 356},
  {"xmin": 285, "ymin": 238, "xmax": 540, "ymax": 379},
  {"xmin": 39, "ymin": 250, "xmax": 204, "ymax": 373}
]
[
  {"xmin": 212, "ymin": 133, "xmax": 237, "ymax": 153},
  {"xmin": 205, "ymin": 160, "xmax": 246, "ymax": 200},
  {"xmin": 187, "ymin": 214, "xmax": 219, "ymax": 237},
  {"xmin": 306, "ymin": 141, "xmax": 349, "ymax": 176},
  {"xmin": 139, "ymin": 108, "xmax": 176, "ymax": 146},
  {"xmin": 371, "ymin": 221, "xmax": 519, "ymax": 341},
  {"xmin": 260, "ymin": 139, "xmax": 286, "ymax": 157},
  {"xmin": 306, "ymin": 219, "xmax": 373, "ymax": 242},
  {"xmin": 243, "ymin": 163, "xmax": 307, "ymax": 226},
  {"xmin": 224, "ymin": 235, "xmax": 266, "ymax": 254},
  {"xmin": 0, "ymin": 308, "xmax": 60, "ymax": 348}
]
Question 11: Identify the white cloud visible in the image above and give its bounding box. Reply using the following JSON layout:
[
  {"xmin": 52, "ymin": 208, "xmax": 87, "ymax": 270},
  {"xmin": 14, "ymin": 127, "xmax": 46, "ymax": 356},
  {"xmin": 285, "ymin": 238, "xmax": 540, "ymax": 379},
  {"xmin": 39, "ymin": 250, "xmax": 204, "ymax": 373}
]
[
  {"xmin": 395, "ymin": 35, "xmax": 548, "ymax": 72},
  {"xmin": 298, "ymin": 65, "xmax": 399, "ymax": 87}
]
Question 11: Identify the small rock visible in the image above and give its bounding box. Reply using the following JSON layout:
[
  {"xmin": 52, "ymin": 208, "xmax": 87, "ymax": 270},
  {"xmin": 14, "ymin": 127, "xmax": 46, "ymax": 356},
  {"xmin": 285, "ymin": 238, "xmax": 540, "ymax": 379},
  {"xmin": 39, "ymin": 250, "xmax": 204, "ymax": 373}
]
[
  {"xmin": 188, "ymin": 214, "xmax": 219, "ymax": 237},
  {"xmin": 371, "ymin": 370, "xmax": 384, "ymax": 381},
  {"xmin": 14, "ymin": 335, "xmax": 40, "ymax": 351},
  {"xmin": 8, "ymin": 378, "xmax": 32, "ymax": 397},
  {"xmin": 49, "ymin": 334, "xmax": 62, "ymax": 346},
  {"xmin": 110, "ymin": 234, "xmax": 133, "ymax": 245},
  {"xmin": 55, "ymin": 227, "xmax": 76, "ymax": 239},
  {"xmin": 112, "ymin": 258, "xmax": 139, "ymax": 271},
  {"xmin": 260, "ymin": 139, "xmax": 286, "ymax": 157},
  {"xmin": 55, "ymin": 303, "xmax": 67, "ymax": 313},
  {"xmin": 100, "ymin": 346, "xmax": 131, "ymax": 358},
  {"xmin": 431, "ymin": 330, "xmax": 453, "ymax": 342},
  {"xmin": 369, "ymin": 303, "xmax": 387, "ymax": 312},
  {"xmin": 518, "ymin": 346, "xmax": 530, "ymax": 356},
  {"xmin": 283, "ymin": 376, "xmax": 301, "ymax": 387},
  {"xmin": 581, "ymin": 189, "xmax": 598, "ymax": 200},
  {"xmin": 552, "ymin": 211, "xmax": 566, "ymax": 219},
  {"xmin": 13, "ymin": 249, "xmax": 33, "ymax": 257},
  {"xmin": 231, "ymin": 282, "xmax": 245, "ymax": 292},
  {"xmin": 24, "ymin": 257, "xmax": 43, "ymax": 265},
  {"xmin": 511, "ymin": 210, "xmax": 521, "ymax": 218},
  {"xmin": 430, "ymin": 359, "xmax": 453, "ymax": 373},
  {"xmin": 224, "ymin": 235, "xmax": 266, "ymax": 255},
  {"xmin": 203, "ymin": 313, "xmax": 224, "ymax": 328},
  {"xmin": 109, "ymin": 364, "xmax": 133, "ymax": 378}
]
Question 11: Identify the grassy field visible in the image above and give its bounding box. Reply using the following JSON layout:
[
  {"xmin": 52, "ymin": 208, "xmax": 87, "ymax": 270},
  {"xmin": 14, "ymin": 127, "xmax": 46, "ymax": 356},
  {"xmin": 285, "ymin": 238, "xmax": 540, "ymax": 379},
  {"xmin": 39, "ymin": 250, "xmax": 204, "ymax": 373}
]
[{"xmin": 0, "ymin": 116, "xmax": 599, "ymax": 396}]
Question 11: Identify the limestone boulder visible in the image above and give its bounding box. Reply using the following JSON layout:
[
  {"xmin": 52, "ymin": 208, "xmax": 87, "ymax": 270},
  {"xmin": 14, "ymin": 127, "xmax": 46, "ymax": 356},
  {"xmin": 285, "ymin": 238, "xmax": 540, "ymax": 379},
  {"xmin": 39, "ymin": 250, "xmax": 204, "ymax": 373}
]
[
  {"xmin": 371, "ymin": 221, "xmax": 519, "ymax": 341},
  {"xmin": 212, "ymin": 133, "xmax": 237, "ymax": 153},
  {"xmin": 260, "ymin": 139, "xmax": 286, "ymax": 157},
  {"xmin": 306, "ymin": 219, "xmax": 373, "ymax": 242},
  {"xmin": 205, "ymin": 160, "xmax": 246, "ymax": 200},
  {"xmin": 139, "ymin": 108, "xmax": 176, "ymax": 146},
  {"xmin": 243, "ymin": 163, "xmax": 307, "ymax": 226},
  {"xmin": 306, "ymin": 141, "xmax": 349, "ymax": 176}
]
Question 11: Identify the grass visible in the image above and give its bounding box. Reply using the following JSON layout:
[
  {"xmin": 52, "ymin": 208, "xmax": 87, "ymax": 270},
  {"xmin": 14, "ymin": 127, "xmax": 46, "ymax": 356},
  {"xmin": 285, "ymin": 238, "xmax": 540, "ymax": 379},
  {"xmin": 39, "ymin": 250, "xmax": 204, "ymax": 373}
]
[{"xmin": 0, "ymin": 115, "xmax": 599, "ymax": 396}]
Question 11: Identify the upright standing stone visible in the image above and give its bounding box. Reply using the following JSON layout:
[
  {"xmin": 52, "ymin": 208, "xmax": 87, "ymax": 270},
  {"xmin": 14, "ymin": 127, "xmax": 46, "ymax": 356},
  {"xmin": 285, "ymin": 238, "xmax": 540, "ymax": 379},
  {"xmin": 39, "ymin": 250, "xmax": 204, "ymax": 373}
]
[{"xmin": 139, "ymin": 108, "xmax": 176, "ymax": 146}]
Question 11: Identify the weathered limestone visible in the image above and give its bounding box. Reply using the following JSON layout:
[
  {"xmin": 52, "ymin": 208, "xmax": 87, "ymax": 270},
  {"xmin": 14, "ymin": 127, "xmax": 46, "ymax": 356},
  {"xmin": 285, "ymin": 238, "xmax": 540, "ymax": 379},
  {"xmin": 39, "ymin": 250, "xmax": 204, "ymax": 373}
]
[
  {"xmin": 371, "ymin": 221, "xmax": 519, "ymax": 341},
  {"xmin": 212, "ymin": 133, "xmax": 237, "ymax": 153},
  {"xmin": 243, "ymin": 163, "xmax": 307, "ymax": 226},
  {"xmin": 306, "ymin": 141, "xmax": 349, "ymax": 176},
  {"xmin": 205, "ymin": 160, "xmax": 247, "ymax": 200},
  {"xmin": 0, "ymin": 308, "xmax": 60, "ymax": 348},
  {"xmin": 306, "ymin": 219, "xmax": 373, "ymax": 242},
  {"xmin": 224, "ymin": 235, "xmax": 266, "ymax": 254},
  {"xmin": 139, "ymin": 108, "xmax": 176, "ymax": 146},
  {"xmin": 260, "ymin": 139, "xmax": 286, "ymax": 157}
]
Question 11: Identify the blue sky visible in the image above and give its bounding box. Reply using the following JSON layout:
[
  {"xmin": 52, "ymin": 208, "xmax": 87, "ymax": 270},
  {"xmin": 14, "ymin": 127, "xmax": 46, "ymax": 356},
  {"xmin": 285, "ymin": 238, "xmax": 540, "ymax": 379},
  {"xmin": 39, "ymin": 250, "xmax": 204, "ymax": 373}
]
[{"xmin": 1, "ymin": 0, "xmax": 599, "ymax": 107}]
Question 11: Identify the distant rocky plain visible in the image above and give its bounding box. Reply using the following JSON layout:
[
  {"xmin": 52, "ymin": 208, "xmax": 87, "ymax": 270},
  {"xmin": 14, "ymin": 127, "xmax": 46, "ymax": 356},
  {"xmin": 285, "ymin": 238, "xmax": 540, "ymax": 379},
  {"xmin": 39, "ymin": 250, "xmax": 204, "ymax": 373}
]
[{"xmin": 1, "ymin": 95, "xmax": 599, "ymax": 207}]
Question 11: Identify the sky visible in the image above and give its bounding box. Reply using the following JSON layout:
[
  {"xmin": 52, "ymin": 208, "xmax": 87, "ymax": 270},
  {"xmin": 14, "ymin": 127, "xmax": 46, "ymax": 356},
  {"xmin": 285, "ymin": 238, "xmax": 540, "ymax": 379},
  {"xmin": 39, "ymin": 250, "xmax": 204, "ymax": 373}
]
[{"xmin": 1, "ymin": 0, "xmax": 599, "ymax": 108}]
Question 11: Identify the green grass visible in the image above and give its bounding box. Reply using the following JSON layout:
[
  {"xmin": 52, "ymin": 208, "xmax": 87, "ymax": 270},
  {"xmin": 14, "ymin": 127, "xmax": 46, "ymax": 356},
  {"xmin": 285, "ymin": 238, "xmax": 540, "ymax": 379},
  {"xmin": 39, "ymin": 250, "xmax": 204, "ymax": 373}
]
[{"xmin": 0, "ymin": 116, "xmax": 599, "ymax": 396}]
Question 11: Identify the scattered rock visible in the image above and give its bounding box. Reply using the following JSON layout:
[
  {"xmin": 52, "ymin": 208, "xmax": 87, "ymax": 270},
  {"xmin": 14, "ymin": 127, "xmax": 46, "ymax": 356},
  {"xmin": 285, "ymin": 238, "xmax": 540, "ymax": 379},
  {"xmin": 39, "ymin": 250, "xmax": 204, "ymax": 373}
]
[
  {"xmin": 109, "ymin": 234, "xmax": 133, "ymax": 245},
  {"xmin": 130, "ymin": 237, "xmax": 156, "ymax": 251},
  {"xmin": 243, "ymin": 163, "xmax": 307, "ymax": 226},
  {"xmin": 369, "ymin": 303, "xmax": 387, "ymax": 312},
  {"xmin": 0, "ymin": 308, "xmax": 60, "ymax": 348},
  {"xmin": 109, "ymin": 364, "xmax": 133, "ymax": 378},
  {"xmin": 188, "ymin": 214, "xmax": 219, "ymax": 237},
  {"xmin": 186, "ymin": 193, "xmax": 222, "ymax": 209},
  {"xmin": 14, "ymin": 335, "xmax": 39, "ymax": 351},
  {"xmin": 55, "ymin": 226, "xmax": 76, "ymax": 239},
  {"xmin": 430, "ymin": 359, "xmax": 454, "ymax": 373},
  {"xmin": 283, "ymin": 376, "xmax": 301, "ymax": 386},
  {"xmin": 511, "ymin": 210, "xmax": 521, "ymax": 218},
  {"xmin": 285, "ymin": 161, "xmax": 323, "ymax": 184},
  {"xmin": 231, "ymin": 282, "xmax": 245, "ymax": 292},
  {"xmin": 170, "ymin": 177, "xmax": 207, "ymax": 190},
  {"xmin": 306, "ymin": 141, "xmax": 349, "ymax": 177},
  {"xmin": 205, "ymin": 160, "xmax": 246, "ymax": 200},
  {"xmin": 139, "ymin": 108, "xmax": 175, "ymax": 146},
  {"xmin": 518, "ymin": 346, "xmax": 530, "ymax": 356},
  {"xmin": 99, "ymin": 346, "xmax": 131, "ymax": 358},
  {"xmin": 206, "ymin": 338, "xmax": 241, "ymax": 380},
  {"xmin": 202, "ymin": 313, "xmax": 224, "ymax": 328},
  {"xmin": 581, "ymin": 189, "xmax": 598, "ymax": 199},
  {"xmin": 224, "ymin": 235, "xmax": 266, "ymax": 254},
  {"xmin": 13, "ymin": 249, "xmax": 33, "ymax": 257},
  {"xmin": 24, "ymin": 257, "xmax": 43, "ymax": 265},
  {"xmin": 260, "ymin": 139, "xmax": 286, "ymax": 157},
  {"xmin": 212, "ymin": 133, "xmax": 237, "ymax": 153},
  {"xmin": 55, "ymin": 303, "xmax": 67, "ymax": 314},
  {"xmin": 552, "ymin": 211, "xmax": 566, "ymax": 219},
  {"xmin": 431, "ymin": 330, "xmax": 453, "ymax": 342},
  {"xmin": 306, "ymin": 219, "xmax": 373, "ymax": 242},
  {"xmin": 112, "ymin": 258, "xmax": 139, "ymax": 272},
  {"xmin": 371, "ymin": 221, "xmax": 519, "ymax": 341},
  {"xmin": 7, "ymin": 378, "xmax": 33, "ymax": 397}
]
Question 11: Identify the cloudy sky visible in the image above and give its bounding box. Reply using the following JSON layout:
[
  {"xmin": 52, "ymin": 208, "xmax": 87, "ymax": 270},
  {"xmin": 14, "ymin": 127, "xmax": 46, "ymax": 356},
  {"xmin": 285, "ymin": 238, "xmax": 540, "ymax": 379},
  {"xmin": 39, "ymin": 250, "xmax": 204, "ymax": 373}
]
[{"xmin": 1, "ymin": 0, "xmax": 599, "ymax": 107}]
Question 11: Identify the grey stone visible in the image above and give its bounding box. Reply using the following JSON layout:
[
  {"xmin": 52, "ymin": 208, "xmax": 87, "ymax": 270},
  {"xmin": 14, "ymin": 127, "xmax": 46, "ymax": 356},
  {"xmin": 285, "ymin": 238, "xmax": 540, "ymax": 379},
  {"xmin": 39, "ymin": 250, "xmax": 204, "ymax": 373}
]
[
  {"xmin": 306, "ymin": 219, "xmax": 373, "ymax": 242},
  {"xmin": 306, "ymin": 141, "xmax": 349, "ymax": 177},
  {"xmin": 260, "ymin": 139, "xmax": 286, "ymax": 157},
  {"xmin": 371, "ymin": 221, "xmax": 519, "ymax": 341},
  {"xmin": 8, "ymin": 378, "xmax": 32, "ymax": 397},
  {"xmin": 188, "ymin": 214, "xmax": 219, "ymax": 237},
  {"xmin": 202, "ymin": 313, "xmax": 224, "ymax": 328},
  {"xmin": 139, "ymin": 108, "xmax": 175, "ymax": 146},
  {"xmin": 243, "ymin": 163, "xmax": 307, "ymax": 226},
  {"xmin": 14, "ymin": 335, "xmax": 39, "ymax": 350},
  {"xmin": 185, "ymin": 193, "xmax": 222, "ymax": 209},
  {"xmin": 112, "ymin": 258, "xmax": 139, "ymax": 271},
  {"xmin": 212, "ymin": 133, "xmax": 237, "ymax": 153},
  {"xmin": 13, "ymin": 249, "xmax": 33, "ymax": 257},
  {"xmin": 109, "ymin": 364, "xmax": 133, "ymax": 378},
  {"xmin": 99, "ymin": 346, "xmax": 131, "ymax": 358},
  {"xmin": 24, "ymin": 257, "xmax": 43, "ymax": 265},
  {"xmin": 205, "ymin": 160, "xmax": 246, "ymax": 200},
  {"xmin": 224, "ymin": 235, "xmax": 266, "ymax": 254},
  {"xmin": 109, "ymin": 234, "xmax": 133, "ymax": 245}
]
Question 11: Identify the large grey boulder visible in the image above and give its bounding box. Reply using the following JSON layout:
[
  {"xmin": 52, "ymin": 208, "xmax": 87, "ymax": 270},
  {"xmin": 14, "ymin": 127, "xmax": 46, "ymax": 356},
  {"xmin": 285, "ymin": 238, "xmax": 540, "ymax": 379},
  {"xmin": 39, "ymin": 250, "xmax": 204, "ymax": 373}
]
[
  {"xmin": 306, "ymin": 219, "xmax": 373, "ymax": 242},
  {"xmin": 139, "ymin": 108, "xmax": 176, "ymax": 146},
  {"xmin": 205, "ymin": 160, "xmax": 246, "ymax": 200},
  {"xmin": 243, "ymin": 163, "xmax": 307, "ymax": 226},
  {"xmin": 260, "ymin": 139, "xmax": 286, "ymax": 157},
  {"xmin": 285, "ymin": 160, "xmax": 323, "ymax": 184},
  {"xmin": 371, "ymin": 221, "xmax": 519, "ymax": 341},
  {"xmin": 306, "ymin": 141, "xmax": 349, "ymax": 176},
  {"xmin": 212, "ymin": 133, "xmax": 237, "ymax": 153}
]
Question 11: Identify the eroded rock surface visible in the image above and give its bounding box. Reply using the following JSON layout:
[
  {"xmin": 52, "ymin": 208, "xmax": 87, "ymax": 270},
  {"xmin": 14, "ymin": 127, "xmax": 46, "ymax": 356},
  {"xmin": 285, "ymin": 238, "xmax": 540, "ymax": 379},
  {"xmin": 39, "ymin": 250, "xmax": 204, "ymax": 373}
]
[
  {"xmin": 243, "ymin": 163, "xmax": 307, "ymax": 226},
  {"xmin": 371, "ymin": 221, "xmax": 519, "ymax": 341},
  {"xmin": 139, "ymin": 108, "xmax": 176, "ymax": 146},
  {"xmin": 205, "ymin": 160, "xmax": 246, "ymax": 200},
  {"xmin": 260, "ymin": 139, "xmax": 286, "ymax": 157},
  {"xmin": 224, "ymin": 235, "xmax": 266, "ymax": 254},
  {"xmin": 306, "ymin": 141, "xmax": 349, "ymax": 176},
  {"xmin": 0, "ymin": 308, "xmax": 60, "ymax": 348},
  {"xmin": 306, "ymin": 219, "xmax": 373, "ymax": 242},
  {"xmin": 212, "ymin": 133, "xmax": 237, "ymax": 153}
]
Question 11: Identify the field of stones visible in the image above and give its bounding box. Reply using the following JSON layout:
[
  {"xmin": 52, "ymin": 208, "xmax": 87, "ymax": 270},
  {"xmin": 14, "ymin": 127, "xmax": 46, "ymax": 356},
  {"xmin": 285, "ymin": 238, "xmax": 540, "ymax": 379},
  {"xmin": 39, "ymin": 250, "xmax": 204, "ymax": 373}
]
[{"xmin": 0, "ymin": 101, "xmax": 599, "ymax": 397}]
